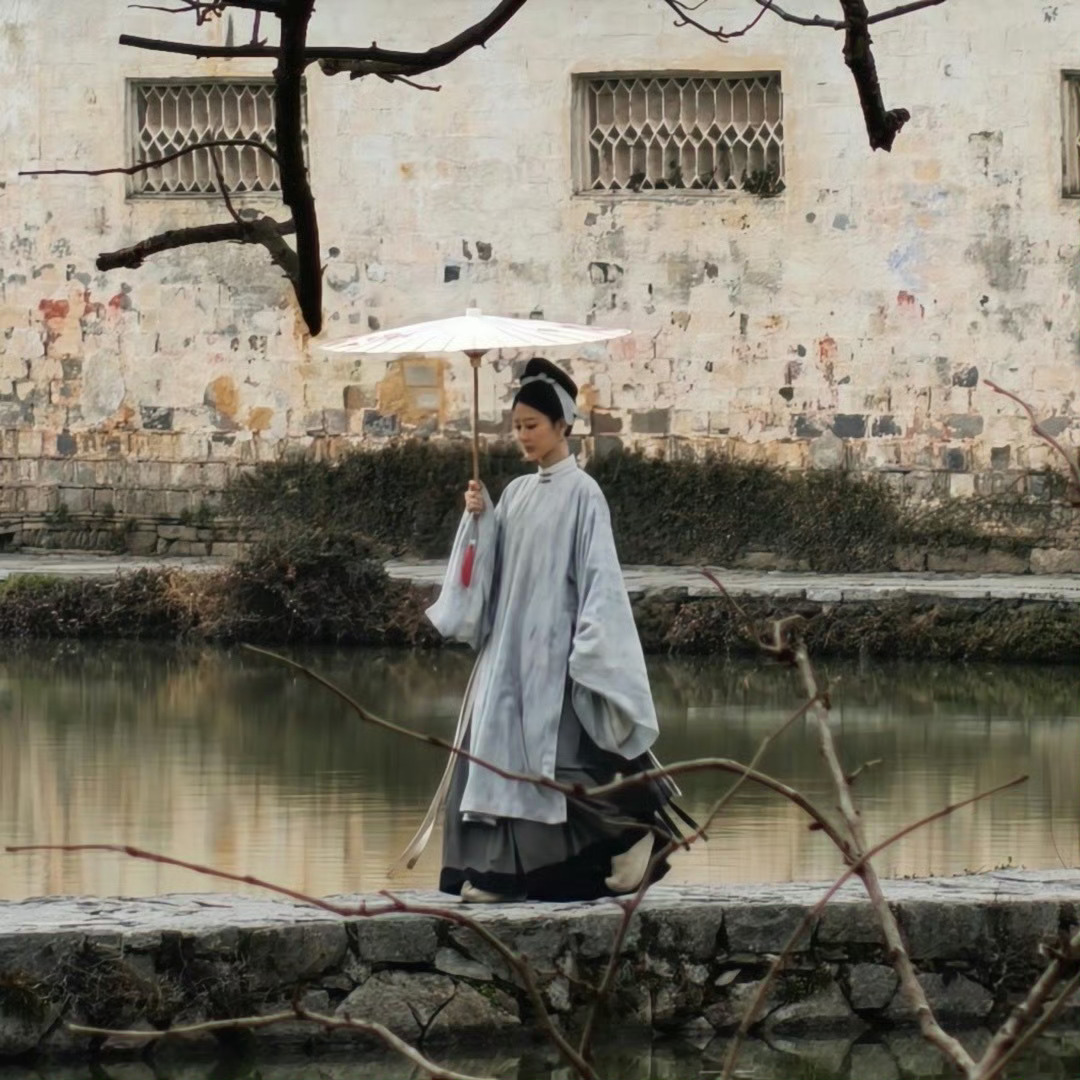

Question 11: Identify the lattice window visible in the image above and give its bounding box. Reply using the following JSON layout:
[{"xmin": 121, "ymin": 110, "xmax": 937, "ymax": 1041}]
[
  {"xmin": 130, "ymin": 80, "xmax": 286, "ymax": 196},
  {"xmin": 1062, "ymin": 72, "xmax": 1080, "ymax": 197},
  {"xmin": 574, "ymin": 73, "xmax": 784, "ymax": 196}
]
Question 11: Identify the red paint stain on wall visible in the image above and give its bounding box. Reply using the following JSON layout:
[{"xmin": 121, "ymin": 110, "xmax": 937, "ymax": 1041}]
[
  {"xmin": 817, "ymin": 336, "xmax": 838, "ymax": 362},
  {"xmin": 897, "ymin": 291, "xmax": 925, "ymax": 317},
  {"xmin": 38, "ymin": 299, "xmax": 70, "ymax": 321}
]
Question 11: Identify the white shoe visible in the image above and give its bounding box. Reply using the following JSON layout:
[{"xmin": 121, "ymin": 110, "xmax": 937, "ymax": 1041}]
[
  {"xmin": 605, "ymin": 832, "xmax": 654, "ymax": 894},
  {"xmin": 460, "ymin": 881, "xmax": 517, "ymax": 904}
]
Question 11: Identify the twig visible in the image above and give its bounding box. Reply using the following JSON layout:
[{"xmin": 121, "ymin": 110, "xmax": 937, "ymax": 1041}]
[
  {"xmin": 379, "ymin": 892, "xmax": 599, "ymax": 1080},
  {"xmin": 793, "ymin": 643, "xmax": 977, "ymax": 1075},
  {"xmin": 720, "ymin": 773, "xmax": 1029, "ymax": 1080},
  {"xmin": 578, "ymin": 688, "xmax": 825, "ymax": 1059},
  {"xmin": 20, "ymin": 138, "xmax": 279, "ymax": 178},
  {"xmin": 751, "ymin": 0, "xmax": 844, "ymax": 29},
  {"xmin": 977, "ymin": 926, "xmax": 1080, "ymax": 1080},
  {"xmin": 659, "ymin": 0, "xmax": 772, "ymax": 41},
  {"xmin": 244, "ymin": 645, "xmax": 843, "ymax": 848},
  {"xmin": 867, "ymin": 0, "xmax": 949, "ymax": 24},
  {"xmin": 95, "ymin": 216, "xmax": 298, "ymax": 284},
  {"xmin": 210, "ymin": 147, "xmax": 242, "ymax": 224},
  {"xmin": 6, "ymin": 840, "xmax": 598, "ymax": 1080},
  {"xmin": 69, "ymin": 1006, "xmax": 495, "ymax": 1080},
  {"xmin": 984, "ymin": 379, "xmax": 1080, "ymax": 501},
  {"xmin": 119, "ymin": 0, "xmax": 531, "ymax": 74}
]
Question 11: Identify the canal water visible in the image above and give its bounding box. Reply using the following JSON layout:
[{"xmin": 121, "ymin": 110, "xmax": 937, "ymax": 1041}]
[
  {"xmin": 1, "ymin": 643, "xmax": 1077, "ymax": 1080},
  {"xmin": 1, "ymin": 642, "xmax": 1076, "ymax": 900}
]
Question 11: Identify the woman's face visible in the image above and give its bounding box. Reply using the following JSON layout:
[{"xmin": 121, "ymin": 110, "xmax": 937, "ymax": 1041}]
[{"xmin": 512, "ymin": 402, "xmax": 564, "ymax": 462}]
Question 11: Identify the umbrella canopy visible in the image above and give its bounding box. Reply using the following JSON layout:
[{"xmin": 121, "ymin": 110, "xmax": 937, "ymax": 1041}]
[{"xmin": 319, "ymin": 307, "xmax": 630, "ymax": 355}]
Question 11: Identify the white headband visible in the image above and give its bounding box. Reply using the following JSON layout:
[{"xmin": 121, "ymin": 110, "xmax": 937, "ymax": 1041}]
[{"xmin": 518, "ymin": 373, "xmax": 583, "ymax": 425}]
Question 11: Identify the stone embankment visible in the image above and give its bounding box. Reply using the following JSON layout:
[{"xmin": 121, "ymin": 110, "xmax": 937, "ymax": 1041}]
[{"xmin": 0, "ymin": 871, "xmax": 1076, "ymax": 1063}]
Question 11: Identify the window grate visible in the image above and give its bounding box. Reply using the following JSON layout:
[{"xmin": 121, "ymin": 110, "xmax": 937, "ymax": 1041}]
[
  {"xmin": 130, "ymin": 81, "xmax": 282, "ymax": 196},
  {"xmin": 576, "ymin": 73, "xmax": 784, "ymax": 196},
  {"xmin": 1062, "ymin": 73, "xmax": 1080, "ymax": 197}
]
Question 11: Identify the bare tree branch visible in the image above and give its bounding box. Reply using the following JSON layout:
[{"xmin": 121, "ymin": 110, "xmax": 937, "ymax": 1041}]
[
  {"xmin": 210, "ymin": 146, "xmax": 243, "ymax": 223},
  {"xmin": 19, "ymin": 138, "xmax": 279, "ymax": 179},
  {"xmin": 658, "ymin": 0, "xmax": 772, "ymax": 42},
  {"xmin": 838, "ymin": 0, "xmax": 911, "ymax": 149},
  {"xmin": 68, "ymin": 1006, "xmax": 495, "ymax": 1080},
  {"xmin": 578, "ymin": 686, "xmax": 820, "ymax": 1060},
  {"xmin": 118, "ymin": 33, "xmax": 275, "ymax": 58},
  {"xmin": 96, "ymin": 216, "xmax": 298, "ymax": 283},
  {"xmin": 750, "ymin": 0, "xmax": 947, "ymax": 29},
  {"xmin": 119, "ymin": 0, "xmax": 531, "ymax": 75},
  {"xmin": 720, "ymin": 772, "xmax": 1029, "ymax": 1079},
  {"xmin": 4, "ymin": 841, "xmax": 597, "ymax": 1080},
  {"xmin": 752, "ymin": 0, "xmax": 844, "ymax": 29},
  {"xmin": 985, "ymin": 379, "xmax": 1080, "ymax": 504},
  {"xmin": 274, "ymin": 0, "xmax": 321, "ymax": 335},
  {"xmin": 792, "ymin": 643, "xmax": 977, "ymax": 1074},
  {"xmin": 868, "ymin": 0, "xmax": 948, "ymax": 24},
  {"xmin": 979, "ymin": 927, "xmax": 1080, "ymax": 1080}
]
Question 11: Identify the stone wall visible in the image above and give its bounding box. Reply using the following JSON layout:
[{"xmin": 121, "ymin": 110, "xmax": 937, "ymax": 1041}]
[
  {"xmin": 0, "ymin": 871, "xmax": 1076, "ymax": 1064},
  {"xmin": 1, "ymin": 2, "xmax": 1079, "ymax": 533}
]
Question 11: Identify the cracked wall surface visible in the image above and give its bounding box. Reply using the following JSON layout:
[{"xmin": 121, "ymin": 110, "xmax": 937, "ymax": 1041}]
[{"xmin": 1, "ymin": 1, "xmax": 1079, "ymax": 522}]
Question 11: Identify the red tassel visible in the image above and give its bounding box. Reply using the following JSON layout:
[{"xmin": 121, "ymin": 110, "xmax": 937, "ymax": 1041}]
[{"xmin": 460, "ymin": 540, "xmax": 476, "ymax": 587}]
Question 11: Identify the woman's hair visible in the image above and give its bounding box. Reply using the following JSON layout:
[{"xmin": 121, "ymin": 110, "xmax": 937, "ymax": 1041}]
[{"xmin": 512, "ymin": 357, "xmax": 578, "ymax": 433}]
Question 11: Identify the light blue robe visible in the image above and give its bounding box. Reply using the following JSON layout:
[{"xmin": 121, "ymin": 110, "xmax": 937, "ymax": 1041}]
[{"xmin": 426, "ymin": 455, "xmax": 660, "ymax": 825}]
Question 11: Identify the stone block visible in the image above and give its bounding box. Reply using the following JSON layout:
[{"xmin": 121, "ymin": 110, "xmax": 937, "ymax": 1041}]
[
  {"xmin": 885, "ymin": 972, "xmax": 993, "ymax": 1022},
  {"xmin": 703, "ymin": 977, "xmax": 782, "ymax": 1031},
  {"xmin": 210, "ymin": 541, "xmax": 243, "ymax": 560},
  {"xmin": 334, "ymin": 971, "xmax": 454, "ymax": 1042},
  {"xmin": 893, "ymin": 547, "xmax": 927, "ymax": 571},
  {"xmin": 630, "ymin": 408, "xmax": 670, "ymax": 435},
  {"xmin": 724, "ymin": 903, "xmax": 809, "ymax": 954},
  {"xmin": 126, "ymin": 531, "xmax": 159, "ymax": 556},
  {"xmin": 949, "ymin": 472, "xmax": 976, "ymax": 498},
  {"xmin": 817, "ymin": 901, "xmax": 885, "ymax": 946},
  {"xmin": 157, "ymin": 525, "xmax": 199, "ymax": 542},
  {"xmin": 425, "ymin": 982, "xmax": 520, "ymax": 1041},
  {"xmin": 352, "ymin": 915, "xmax": 438, "ymax": 964},
  {"xmin": 642, "ymin": 905, "xmax": 724, "ymax": 961},
  {"xmin": 433, "ymin": 946, "xmax": 493, "ymax": 982},
  {"xmin": 1030, "ymin": 547, "xmax": 1080, "ymax": 574},
  {"xmin": 765, "ymin": 980, "xmax": 866, "ymax": 1035},
  {"xmin": 245, "ymin": 922, "xmax": 348, "ymax": 984},
  {"xmin": 926, "ymin": 549, "xmax": 1028, "ymax": 574},
  {"xmin": 847, "ymin": 962, "xmax": 898, "ymax": 1010},
  {"xmin": 894, "ymin": 900, "xmax": 991, "ymax": 960},
  {"xmin": 565, "ymin": 907, "xmax": 642, "ymax": 959}
]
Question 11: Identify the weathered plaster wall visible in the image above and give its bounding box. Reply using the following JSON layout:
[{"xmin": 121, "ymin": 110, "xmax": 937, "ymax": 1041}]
[{"xmin": 1, "ymin": 1, "xmax": 1079, "ymax": 523}]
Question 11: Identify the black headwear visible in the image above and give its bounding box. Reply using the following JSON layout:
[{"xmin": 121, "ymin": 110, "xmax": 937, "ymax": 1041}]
[{"xmin": 511, "ymin": 358, "xmax": 579, "ymax": 426}]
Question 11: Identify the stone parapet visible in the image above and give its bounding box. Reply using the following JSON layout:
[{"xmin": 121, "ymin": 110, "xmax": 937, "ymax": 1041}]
[{"xmin": 0, "ymin": 871, "xmax": 1076, "ymax": 1062}]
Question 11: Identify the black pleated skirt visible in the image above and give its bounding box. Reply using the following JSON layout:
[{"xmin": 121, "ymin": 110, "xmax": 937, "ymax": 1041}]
[{"xmin": 439, "ymin": 687, "xmax": 691, "ymax": 901}]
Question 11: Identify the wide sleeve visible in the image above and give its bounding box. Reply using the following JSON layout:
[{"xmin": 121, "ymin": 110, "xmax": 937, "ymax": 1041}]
[
  {"xmin": 424, "ymin": 484, "xmax": 500, "ymax": 651},
  {"xmin": 568, "ymin": 489, "xmax": 659, "ymax": 760}
]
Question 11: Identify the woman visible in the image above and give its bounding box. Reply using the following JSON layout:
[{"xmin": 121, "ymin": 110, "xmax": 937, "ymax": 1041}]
[{"xmin": 393, "ymin": 358, "xmax": 689, "ymax": 902}]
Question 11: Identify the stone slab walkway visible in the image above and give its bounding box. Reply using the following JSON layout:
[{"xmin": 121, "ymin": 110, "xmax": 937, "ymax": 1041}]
[
  {"xmin": 1, "ymin": 870, "xmax": 1077, "ymax": 1060},
  {"xmin": 0, "ymin": 553, "xmax": 1078, "ymax": 603},
  {"xmin": 1, "ymin": 869, "xmax": 1076, "ymax": 935},
  {"xmin": 385, "ymin": 559, "xmax": 1080, "ymax": 603}
]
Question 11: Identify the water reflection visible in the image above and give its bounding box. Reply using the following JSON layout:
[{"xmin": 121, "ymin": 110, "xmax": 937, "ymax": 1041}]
[
  {"xmin": 0, "ymin": 1031, "xmax": 1076, "ymax": 1080},
  {"xmin": 0, "ymin": 643, "xmax": 1077, "ymax": 900}
]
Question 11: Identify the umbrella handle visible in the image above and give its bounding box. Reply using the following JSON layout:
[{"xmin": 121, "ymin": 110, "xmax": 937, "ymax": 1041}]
[{"xmin": 467, "ymin": 350, "xmax": 483, "ymax": 485}]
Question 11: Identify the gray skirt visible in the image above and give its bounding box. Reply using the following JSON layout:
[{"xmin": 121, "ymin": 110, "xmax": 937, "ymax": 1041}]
[{"xmin": 439, "ymin": 686, "xmax": 685, "ymax": 901}]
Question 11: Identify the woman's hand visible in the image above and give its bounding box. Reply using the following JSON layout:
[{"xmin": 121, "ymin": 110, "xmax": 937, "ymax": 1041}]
[{"xmin": 464, "ymin": 480, "xmax": 485, "ymax": 516}]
